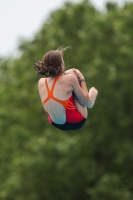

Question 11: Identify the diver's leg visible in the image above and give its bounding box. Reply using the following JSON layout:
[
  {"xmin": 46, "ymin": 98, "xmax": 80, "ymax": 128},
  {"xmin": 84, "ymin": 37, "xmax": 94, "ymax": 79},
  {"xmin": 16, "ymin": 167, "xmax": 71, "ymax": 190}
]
[
  {"xmin": 65, "ymin": 69, "xmax": 98, "ymax": 109},
  {"xmin": 65, "ymin": 69, "xmax": 88, "ymax": 118},
  {"xmin": 74, "ymin": 96, "xmax": 88, "ymax": 118}
]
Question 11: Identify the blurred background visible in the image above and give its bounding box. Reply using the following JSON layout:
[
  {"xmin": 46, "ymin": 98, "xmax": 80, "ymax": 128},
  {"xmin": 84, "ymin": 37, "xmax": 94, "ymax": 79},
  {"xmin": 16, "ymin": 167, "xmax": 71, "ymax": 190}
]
[{"xmin": 0, "ymin": 0, "xmax": 133, "ymax": 199}]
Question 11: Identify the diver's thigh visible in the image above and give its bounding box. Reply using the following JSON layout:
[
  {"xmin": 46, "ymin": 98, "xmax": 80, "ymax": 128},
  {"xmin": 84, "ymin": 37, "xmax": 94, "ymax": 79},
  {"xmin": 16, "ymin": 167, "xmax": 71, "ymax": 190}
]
[{"xmin": 74, "ymin": 96, "xmax": 88, "ymax": 118}]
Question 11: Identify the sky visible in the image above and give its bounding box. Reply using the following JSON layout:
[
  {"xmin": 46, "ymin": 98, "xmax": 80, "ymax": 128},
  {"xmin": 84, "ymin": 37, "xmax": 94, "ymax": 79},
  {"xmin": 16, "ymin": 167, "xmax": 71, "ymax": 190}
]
[{"xmin": 0, "ymin": 0, "xmax": 131, "ymax": 57}]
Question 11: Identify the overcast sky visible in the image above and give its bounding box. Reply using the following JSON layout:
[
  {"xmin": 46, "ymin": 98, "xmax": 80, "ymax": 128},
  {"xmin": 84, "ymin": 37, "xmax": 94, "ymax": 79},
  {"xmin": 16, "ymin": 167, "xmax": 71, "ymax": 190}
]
[{"xmin": 0, "ymin": 0, "xmax": 131, "ymax": 56}]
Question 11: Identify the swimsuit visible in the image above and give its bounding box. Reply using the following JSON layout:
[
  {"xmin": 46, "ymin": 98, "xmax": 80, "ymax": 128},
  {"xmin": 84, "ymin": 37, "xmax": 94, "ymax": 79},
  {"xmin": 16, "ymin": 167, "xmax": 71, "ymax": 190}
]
[{"xmin": 42, "ymin": 75, "xmax": 86, "ymax": 131}]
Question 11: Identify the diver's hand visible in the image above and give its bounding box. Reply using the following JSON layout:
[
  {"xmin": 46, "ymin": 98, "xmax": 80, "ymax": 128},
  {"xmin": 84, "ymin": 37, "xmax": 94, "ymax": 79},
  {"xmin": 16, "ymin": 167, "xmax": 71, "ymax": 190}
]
[{"xmin": 73, "ymin": 68, "xmax": 84, "ymax": 80}]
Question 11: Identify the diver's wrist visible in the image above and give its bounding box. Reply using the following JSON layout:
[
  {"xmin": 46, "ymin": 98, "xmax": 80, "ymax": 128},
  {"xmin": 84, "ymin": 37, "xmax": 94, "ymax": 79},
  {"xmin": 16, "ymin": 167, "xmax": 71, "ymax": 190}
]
[{"xmin": 78, "ymin": 78, "xmax": 85, "ymax": 83}]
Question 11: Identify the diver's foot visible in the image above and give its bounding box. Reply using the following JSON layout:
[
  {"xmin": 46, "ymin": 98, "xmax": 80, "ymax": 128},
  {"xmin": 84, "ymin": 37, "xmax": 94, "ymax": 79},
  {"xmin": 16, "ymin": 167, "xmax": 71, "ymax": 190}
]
[{"xmin": 87, "ymin": 87, "xmax": 98, "ymax": 108}]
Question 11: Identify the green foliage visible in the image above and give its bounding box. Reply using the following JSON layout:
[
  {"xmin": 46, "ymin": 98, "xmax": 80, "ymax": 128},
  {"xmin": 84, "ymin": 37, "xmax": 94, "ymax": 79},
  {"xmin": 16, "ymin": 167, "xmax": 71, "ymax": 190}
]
[{"xmin": 0, "ymin": 1, "xmax": 133, "ymax": 199}]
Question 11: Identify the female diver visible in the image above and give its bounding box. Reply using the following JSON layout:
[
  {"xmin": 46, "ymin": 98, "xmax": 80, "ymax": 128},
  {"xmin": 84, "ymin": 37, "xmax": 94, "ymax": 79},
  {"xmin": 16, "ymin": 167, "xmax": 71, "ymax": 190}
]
[{"xmin": 34, "ymin": 47, "xmax": 98, "ymax": 131}]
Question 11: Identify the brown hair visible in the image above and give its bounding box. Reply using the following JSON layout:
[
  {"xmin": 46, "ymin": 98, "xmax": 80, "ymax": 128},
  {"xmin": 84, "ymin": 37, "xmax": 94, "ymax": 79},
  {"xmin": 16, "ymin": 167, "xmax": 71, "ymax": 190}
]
[{"xmin": 34, "ymin": 47, "xmax": 70, "ymax": 77}]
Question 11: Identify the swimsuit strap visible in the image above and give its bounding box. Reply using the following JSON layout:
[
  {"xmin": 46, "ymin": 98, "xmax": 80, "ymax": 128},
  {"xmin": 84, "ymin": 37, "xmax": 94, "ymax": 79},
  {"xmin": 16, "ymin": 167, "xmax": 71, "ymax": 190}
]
[
  {"xmin": 43, "ymin": 75, "xmax": 61, "ymax": 105},
  {"xmin": 42, "ymin": 75, "xmax": 69, "ymax": 109},
  {"xmin": 48, "ymin": 75, "xmax": 61, "ymax": 93},
  {"xmin": 42, "ymin": 75, "xmax": 76, "ymax": 110}
]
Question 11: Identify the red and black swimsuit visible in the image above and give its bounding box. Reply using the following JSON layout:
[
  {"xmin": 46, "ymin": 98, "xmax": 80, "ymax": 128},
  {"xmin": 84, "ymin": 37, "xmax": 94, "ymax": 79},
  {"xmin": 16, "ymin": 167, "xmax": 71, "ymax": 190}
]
[{"xmin": 42, "ymin": 75, "xmax": 86, "ymax": 131}]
